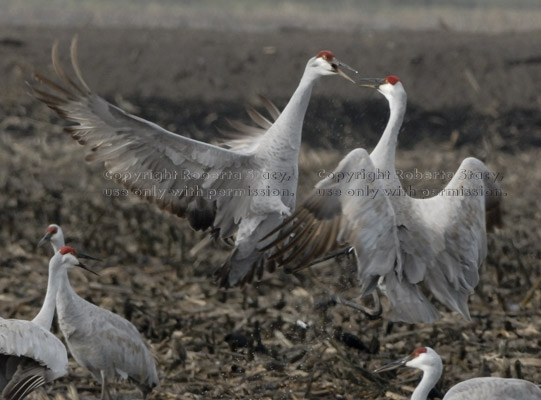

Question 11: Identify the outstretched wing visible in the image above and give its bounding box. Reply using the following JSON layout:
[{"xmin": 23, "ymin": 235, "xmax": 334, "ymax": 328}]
[
  {"xmin": 29, "ymin": 38, "xmax": 259, "ymax": 238},
  {"xmin": 388, "ymin": 157, "xmax": 500, "ymax": 320},
  {"xmin": 265, "ymin": 149, "xmax": 401, "ymax": 292},
  {"xmin": 219, "ymin": 96, "xmax": 280, "ymax": 153}
]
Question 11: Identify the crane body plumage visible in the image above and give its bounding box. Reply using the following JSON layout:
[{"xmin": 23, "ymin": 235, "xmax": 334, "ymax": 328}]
[
  {"xmin": 445, "ymin": 377, "xmax": 541, "ymax": 399},
  {"xmin": 375, "ymin": 347, "xmax": 541, "ymax": 400},
  {"xmin": 266, "ymin": 76, "xmax": 502, "ymax": 323},
  {"xmin": 55, "ymin": 268, "xmax": 159, "ymax": 397},
  {"xmin": 30, "ymin": 38, "xmax": 356, "ymax": 287}
]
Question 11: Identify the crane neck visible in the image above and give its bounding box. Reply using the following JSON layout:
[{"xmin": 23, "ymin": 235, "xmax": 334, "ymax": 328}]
[
  {"xmin": 32, "ymin": 258, "xmax": 62, "ymax": 330},
  {"xmin": 51, "ymin": 240, "xmax": 62, "ymax": 253},
  {"xmin": 411, "ymin": 364, "xmax": 443, "ymax": 400},
  {"xmin": 56, "ymin": 266, "xmax": 79, "ymax": 304},
  {"xmin": 50, "ymin": 229, "xmax": 65, "ymax": 253},
  {"xmin": 260, "ymin": 64, "xmax": 320, "ymax": 154},
  {"xmin": 370, "ymin": 91, "xmax": 407, "ymax": 175}
]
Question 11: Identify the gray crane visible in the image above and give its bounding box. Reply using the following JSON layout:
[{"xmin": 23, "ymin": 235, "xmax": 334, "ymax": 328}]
[
  {"xmin": 49, "ymin": 245, "xmax": 159, "ymax": 399},
  {"xmin": 265, "ymin": 76, "xmax": 502, "ymax": 323},
  {"xmin": 39, "ymin": 227, "xmax": 158, "ymax": 399},
  {"xmin": 29, "ymin": 37, "xmax": 356, "ymax": 288},
  {"xmin": 374, "ymin": 347, "xmax": 541, "ymax": 399},
  {"xmin": 0, "ymin": 252, "xmax": 68, "ymax": 399}
]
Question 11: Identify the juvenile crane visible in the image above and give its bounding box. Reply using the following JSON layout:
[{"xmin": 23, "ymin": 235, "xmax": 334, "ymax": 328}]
[
  {"xmin": 30, "ymin": 37, "xmax": 356, "ymax": 287},
  {"xmin": 52, "ymin": 246, "xmax": 158, "ymax": 400},
  {"xmin": 374, "ymin": 347, "xmax": 541, "ymax": 399},
  {"xmin": 0, "ymin": 256, "xmax": 68, "ymax": 399},
  {"xmin": 265, "ymin": 76, "xmax": 502, "ymax": 323}
]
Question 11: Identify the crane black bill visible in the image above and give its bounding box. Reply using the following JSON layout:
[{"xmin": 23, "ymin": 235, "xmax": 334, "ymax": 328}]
[
  {"xmin": 37, "ymin": 232, "xmax": 52, "ymax": 248},
  {"xmin": 357, "ymin": 77, "xmax": 386, "ymax": 88},
  {"xmin": 76, "ymin": 261, "xmax": 100, "ymax": 276},
  {"xmin": 333, "ymin": 59, "xmax": 358, "ymax": 83},
  {"xmin": 77, "ymin": 252, "xmax": 102, "ymax": 262},
  {"xmin": 373, "ymin": 354, "xmax": 412, "ymax": 373}
]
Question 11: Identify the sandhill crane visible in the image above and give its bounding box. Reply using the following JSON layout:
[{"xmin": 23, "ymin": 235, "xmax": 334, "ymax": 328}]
[
  {"xmin": 37, "ymin": 224, "xmax": 64, "ymax": 252},
  {"xmin": 0, "ymin": 256, "xmax": 69, "ymax": 399},
  {"xmin": 29, "ymin": 37, "xmax": 357, "ymax": 287},
  {"xmin": 264, "ymin": 76, "xmax": 502, "ymax": 323},
  {"xmin": 52, "ymin": 246, "xmax": 158, "ymax": 399},
  {"xmin": 374, "ymin": 347, "xmax": 541, "ymax": 399}
]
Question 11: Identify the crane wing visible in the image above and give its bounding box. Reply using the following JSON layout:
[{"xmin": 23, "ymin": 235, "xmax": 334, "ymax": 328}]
[
  {"xmin": 3, "ymin": 359, "xmax": 47, "ymax": 400},
  {"xmin": 265, "ymin": 151, "xmax": 501, "ymax": 323},
  {"xmin": 29, "ymin": 38, "xmax": 261, "ymax": 238},
  {"xmin": 265, "ymin": 149, "xmax": 401, "ymax": 291},
  {"xmin": 219, "ymin": 96, "xmax": 280, "ymax": 153},
  {"xmin": 262, "ymin": 148, "xmax": 356, "ymax": 271},
  {"xmin": 0, "ymin": 319, "xmax": 68, "ymax": 380},
  {"xmin": 315, "ymin": 149, "xmax": 442, "ymax": 323},
  {"xmin": 389, "ymin": 157, "xmax": 501, "ymax": 320}
]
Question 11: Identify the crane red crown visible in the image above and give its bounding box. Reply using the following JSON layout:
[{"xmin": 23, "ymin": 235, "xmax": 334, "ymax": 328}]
[
  {"xmin": 60, "ymin": 246, "xmax": 77, "ymax": 256},
  {"xmin": 317, "ymin": 50, "xmax": 335, "ymax": 61},
  {"xmin": 385, "ymin": 76, "xmax": 401, "ymax": 85},
  {"xmin": 46, "ymin": 225, "xmax": 58, "ymax": 233},
  {"xmin": 412, "ymin": 347, "xmax": 427, "ymax": 357}
]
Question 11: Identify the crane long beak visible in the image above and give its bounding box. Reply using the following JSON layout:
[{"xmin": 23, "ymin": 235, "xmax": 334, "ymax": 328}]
[
  {"xmin": 37, "ymin": 232, "xmax": 52, "ymax": 248},
  {"xmin": 357, "ymin": 77, "xmax": 386, "ymax": 88},
  {"xmin": 78, "ymin": 252, "xmax": 102, "ymax": 262},
  {"xmin": 76, "ymin": 261, "xmax": 100, "ymax": 276},
  {"xmin": 333, "ymin": 59, "xmax": 358, "ymax": 83},
  {"xmin": 373, "ymin": 354, "xmax": 412, "ymax": 373}
]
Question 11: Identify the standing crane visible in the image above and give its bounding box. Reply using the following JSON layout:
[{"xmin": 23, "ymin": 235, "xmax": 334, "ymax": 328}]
[
  {"xmin": 38, "ymin": 225, "xmax": 158, "ymax": 399},
  {"xmin": 0, "ymin": 254, "xmax": 69, "ymax": 399},
  {"xmin": 264, "ymin": 76, "xmax": 502, "ymax": 323},
  {"xmin": 29, "ymin": 37, "xmax": 357, "ymax": 287},
  {"xmin": 52, "ymin": 246, "xmax": 159, "ymax": 399},
  {"xmin": 374, "ymin": 347, "xmax": 541, "ymax": 399}
]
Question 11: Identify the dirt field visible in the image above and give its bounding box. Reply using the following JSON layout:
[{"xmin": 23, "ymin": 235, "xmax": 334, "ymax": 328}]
[{"xmin": 0, "ymin": 25, "xmax": 540, "ymax": 399}]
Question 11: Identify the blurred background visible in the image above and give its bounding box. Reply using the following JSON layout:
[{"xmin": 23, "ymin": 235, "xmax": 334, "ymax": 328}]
[{"xmin": 3, "ymin": 0, "xmax": 541, "ymax": 32}]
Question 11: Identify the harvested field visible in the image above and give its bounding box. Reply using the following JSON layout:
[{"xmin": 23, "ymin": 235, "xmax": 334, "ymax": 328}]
[{"xmin": 0, "ymin": 20, "xmax": 540, "ymax": 400}]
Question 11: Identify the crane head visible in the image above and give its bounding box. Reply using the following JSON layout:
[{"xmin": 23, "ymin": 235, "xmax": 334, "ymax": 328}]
[
  {"xmin": 312, "ymin": 50, "xmax": 357, "ymax": 83},
  {"xmin": 373, "ymin": 347, "xmax": 442, "ymax": 373},
  {"xmin": 357, "ymin": 75, "xmax": 405, "ymax": 99},
  {"xmin": 38, "ymin": 223, "xmax": 65, "ymax": 251},
  {"xmin": 357, "ymin": 75, "xmax": 401, "ymax": 89},
  {"xmin": 58, "ymin": 246, "xmax": 100, "ymax": 276}
]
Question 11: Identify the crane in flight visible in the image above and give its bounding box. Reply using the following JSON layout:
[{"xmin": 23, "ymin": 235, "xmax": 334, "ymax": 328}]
[
  {"xmin": 30, "ymin": 37, "xmax": 357, "ymax": 287},
  {"xmin": 374, "ymin": 347, "xmax": 541, "ymax": 399},
  {"xmin": 0, "ymin": 255, "xmax": 69, "ymax": 399},
  {"xmin": 263, "ymin": 76, "xmax": 502, "ymax": 323},
  {"xmin": 51, "ymin": 245, "xmax": 159, "ymax": 400}
]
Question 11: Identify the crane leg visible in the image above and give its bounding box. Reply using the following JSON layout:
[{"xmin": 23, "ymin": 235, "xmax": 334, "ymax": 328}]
[
  {"xmin": 100, "ymin": 370, "xmax": 113, "ymax": 400},
  {"xmin": 316, "ymin": 292, "xmax": 382, "ymax": 319},
  {"xmin": 306, "ymin": 246, "xmax": 355, "ymax": 268}
]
